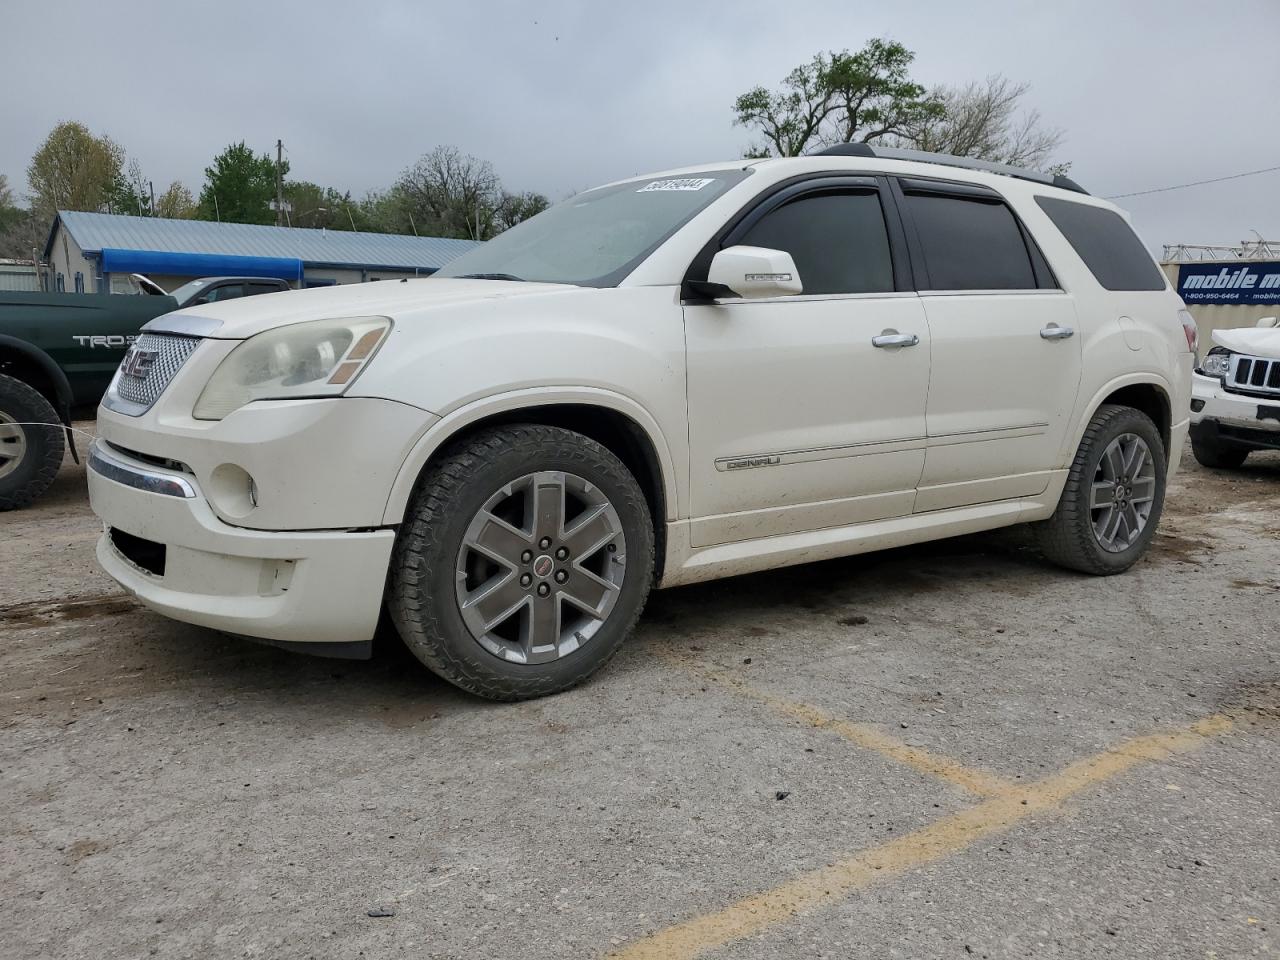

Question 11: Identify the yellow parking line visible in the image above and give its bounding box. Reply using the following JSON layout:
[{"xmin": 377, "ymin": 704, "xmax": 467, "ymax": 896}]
[
  {"xmin": 609, "ymin": 712, "xmax": 1234, "ymax": 960},
  {"xmin": 657, "ymin": 649, "xmax": 1018, "ymax": 798}
]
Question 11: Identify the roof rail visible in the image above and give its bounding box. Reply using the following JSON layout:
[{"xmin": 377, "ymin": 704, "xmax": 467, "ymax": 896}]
[{"xmin": 813, "ymin": 143, "xmax": 1088, "ymax": 195}]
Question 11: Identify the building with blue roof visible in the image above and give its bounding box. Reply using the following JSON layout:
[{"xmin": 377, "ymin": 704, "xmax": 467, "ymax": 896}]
[{"xmin": 43, "ymin": 210, "xmax": 480, "ymax": 294}]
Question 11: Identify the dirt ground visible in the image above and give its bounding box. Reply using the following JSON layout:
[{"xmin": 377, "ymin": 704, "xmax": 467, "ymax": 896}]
[{"xmin": 1, "ymin": 425, "xmax": 1277, "ymax": 959}]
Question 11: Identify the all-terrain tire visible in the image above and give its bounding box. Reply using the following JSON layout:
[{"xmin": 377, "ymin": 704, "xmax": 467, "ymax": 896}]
[
  {"xmin": 1190, "ymin": 430, "xmax": 1250, "ymax": 470},
  {"xmin": 389, "ymin": 424, "xmax": 655, "ymax": 701},
  {"xmin": 1035, "ymin": 404, "xmax": 1166, "ymax": 575},
  {"xmin": 0, "ymin": 374, "xmax": 65, "ymax": 511}
]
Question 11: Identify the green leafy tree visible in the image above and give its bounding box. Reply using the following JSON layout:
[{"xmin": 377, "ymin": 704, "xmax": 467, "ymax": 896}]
[
  {"xmin": 197, "ymin": 142, "xmax": 285, "ymax": 224},
  {"xmin": 26, "ymin": 121, "xmax": 126, "ymax": 217},
  {"xmin": 282, "ymin": 180, "xmax": 365, "ymax": 230},
  {"xmin": 733, "ymin": 40, "xmax": 943, "ymax": 157},
  {"xmin": 154, "ymin": 181, "xmax": 197, "ymax": 219}
]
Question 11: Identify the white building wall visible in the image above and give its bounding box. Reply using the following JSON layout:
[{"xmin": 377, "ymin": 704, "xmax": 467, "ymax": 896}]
[{"xmin": 47, "ymin": 222, "xmax": 97, "ymax": 293}]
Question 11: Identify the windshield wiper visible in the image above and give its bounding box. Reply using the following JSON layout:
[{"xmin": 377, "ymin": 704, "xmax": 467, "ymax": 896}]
[{"xmin": 454, "ymin": 272, "xmax": 525, "ymax": 282}]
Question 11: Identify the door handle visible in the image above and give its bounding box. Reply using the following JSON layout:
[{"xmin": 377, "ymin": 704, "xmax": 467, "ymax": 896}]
[
  {"xmin": 871, "ymin": 332, "xmax": 920, "ymax": 349},
  {"xmin": 1040, "ymin": 324, "xmax": 1075, "ymax": 340}
]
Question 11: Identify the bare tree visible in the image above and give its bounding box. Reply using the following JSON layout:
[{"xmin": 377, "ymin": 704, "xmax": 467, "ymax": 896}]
[
  {"xmin": 895, "ymin": 75, "xmax": 1064, "ymax": 170},
  {"xmin": 396, "ymin": 145, "xmax": 502, "ymax": 240}
]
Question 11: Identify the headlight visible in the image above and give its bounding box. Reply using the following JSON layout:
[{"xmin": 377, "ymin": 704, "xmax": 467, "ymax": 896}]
[
  {"xmin": 1197, "ymin": 346, "xmax": 1232, "ymax": 380},
  {"xmin": 193, "ymin": 317, "xmax": 391, "ymax": 420}
]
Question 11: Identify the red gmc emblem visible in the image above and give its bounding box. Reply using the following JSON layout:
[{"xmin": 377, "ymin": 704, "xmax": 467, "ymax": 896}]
[{"xmin": 120, "ymin": 347, "xmax": 157, "ymax": 379}]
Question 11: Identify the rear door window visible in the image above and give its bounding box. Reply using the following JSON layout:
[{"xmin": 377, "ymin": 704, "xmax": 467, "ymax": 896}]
[
  {"xmin": 901, "ymin": 192, "xmax": 1038, "ymax": 291},
  {"xmin": 737, "ymin": 190, "xmax": 894, "ymax": 296},
  {"xmin": 1035, "ymin": 197, "xmax": 1166, "ymax": 291}
]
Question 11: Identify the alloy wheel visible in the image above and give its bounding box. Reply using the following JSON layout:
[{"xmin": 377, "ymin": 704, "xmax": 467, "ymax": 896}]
[
  {"xmin": 0, "ymin": 411, "xmax": 27, "ymax": 482},
  {"xmin": 1089, "ymin": 432, "xmax": 1156, "ymax": 553},
  {"xmin": 455, "ymin": 471, "xmax": 626, "ymax": 664}
]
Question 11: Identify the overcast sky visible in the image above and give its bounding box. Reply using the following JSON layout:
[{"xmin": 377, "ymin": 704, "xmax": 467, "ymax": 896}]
[{"xmin": 6, "ymin": 0, "xmax": 1278, "ymax": 253}]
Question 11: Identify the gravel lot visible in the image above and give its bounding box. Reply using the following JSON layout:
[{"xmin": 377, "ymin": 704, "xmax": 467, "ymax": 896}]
[{"xmin": 2, "ymin": 424, "xmax": 1277, "ymax": 960}]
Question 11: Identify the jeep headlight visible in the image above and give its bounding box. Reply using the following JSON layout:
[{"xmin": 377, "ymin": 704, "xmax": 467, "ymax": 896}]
[
  {"xmin": 193, "ymin": 317, "xmax": 391, "ymax": 421},
  {"xmin": 1197, "ymin": 346, "xmax": 1232, "ymax": 380}
]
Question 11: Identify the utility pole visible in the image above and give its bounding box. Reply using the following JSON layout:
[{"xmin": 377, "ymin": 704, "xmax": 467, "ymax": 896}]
[
  {"xmin": 276, "ymin": 139, "xmax": 284, "ymax": 226},
  {"xmin": 148, "ymin": 180, "xmax": 156, "ymax": 217}
]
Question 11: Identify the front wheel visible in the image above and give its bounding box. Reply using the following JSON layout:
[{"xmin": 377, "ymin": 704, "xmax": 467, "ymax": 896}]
[
  {"xmin": 1190, "ymin": 428, "xmax": 1250, "ymax": 470},
  {"xmin": 1035, "ymin": 404, "xmax": 1167, "ymax": 575},
  {"xmin": 389, "ymin": 424, "xmax": 654, "ymax": 701},
  {"xmin": 0, "ymin": 374, "xmax": 65, "ymax": 511}
]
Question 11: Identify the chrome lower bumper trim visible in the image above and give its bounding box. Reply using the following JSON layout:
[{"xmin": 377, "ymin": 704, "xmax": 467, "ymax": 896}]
[{"xmin": 87, "ymin": 440, "xmax": 197, "ymax": 499}]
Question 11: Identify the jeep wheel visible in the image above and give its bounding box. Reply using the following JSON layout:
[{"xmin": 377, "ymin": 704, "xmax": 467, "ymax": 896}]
[
  {"xmin": 1190, "ymin": 430, "xmax": 1250, "ymax": 470},
  {"xmin": 389, "ymin": 424, "xmax": 654, "ymax": 701},
  {"xmin": 1035, "ymin": 404, "xmax": 1167, "ymax": 575},
  {"xmin": 0, "ymin": 374, "xmax": 65, "ymax": 511}
]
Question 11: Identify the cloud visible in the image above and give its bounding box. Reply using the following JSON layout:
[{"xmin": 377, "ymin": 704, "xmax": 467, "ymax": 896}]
[{"xmin": 5, "ymin": 0, "xmax": 1278, "ymax": 249}]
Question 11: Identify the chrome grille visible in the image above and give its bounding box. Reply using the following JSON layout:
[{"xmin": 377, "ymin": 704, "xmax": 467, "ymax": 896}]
[
  {"xmin": 1228, "ymin": 353, "xmax": 1280, "ymax": 397},
  {"xmin": 114, "ymin": 333, "xmax": 201, "ymax": 411}
]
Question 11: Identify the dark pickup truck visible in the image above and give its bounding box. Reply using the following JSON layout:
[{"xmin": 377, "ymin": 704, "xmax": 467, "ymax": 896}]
[{"xmin": 0, "ymin": 276, "xmax": 290, "ymax": 510}]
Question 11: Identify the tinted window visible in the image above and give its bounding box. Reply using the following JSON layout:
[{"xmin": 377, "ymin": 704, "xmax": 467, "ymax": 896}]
[
  {"xmin": 248, "ymin": 283, "xmax": 283, "ymax": 296},
  {"xmin": 738, "ymin": 191, "xmax": 893, "ymax": 295},
  {"xmin": 1035, "ymin": 196, "xmax": 1165, "ymax": 291},
  {"xmin": 209, "ymin": 283, "xmax": 245, "ymax": 302},
  {"xmin": 904, "ymin": 193, "xmax": 1036, "ymax": 290}
]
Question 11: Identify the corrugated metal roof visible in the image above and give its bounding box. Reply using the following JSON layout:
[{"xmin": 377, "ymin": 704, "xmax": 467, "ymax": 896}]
[{"xmin": 51, "ymin": 211, "xmax": 479, "ymax": 271}]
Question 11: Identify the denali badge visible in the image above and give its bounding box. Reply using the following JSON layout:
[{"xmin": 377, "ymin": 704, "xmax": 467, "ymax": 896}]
[
  {"xmin": 723, "ymin": 455, "xmax": 781, "ymax": 471},
  {"xmin": 119, "ymin": 346, "xmax": 158, "ymax": 378}
]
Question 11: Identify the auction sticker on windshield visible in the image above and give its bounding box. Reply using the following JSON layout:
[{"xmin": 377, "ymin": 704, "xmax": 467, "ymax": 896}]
[{"xmin": 637, "ymin": 178, "xmax": 716, "ymax": 192}]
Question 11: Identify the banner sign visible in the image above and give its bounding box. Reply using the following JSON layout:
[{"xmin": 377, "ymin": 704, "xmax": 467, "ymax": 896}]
[{"xmin": 1177, "ymin": 262, "xmax": 1280, "ymax": 305}]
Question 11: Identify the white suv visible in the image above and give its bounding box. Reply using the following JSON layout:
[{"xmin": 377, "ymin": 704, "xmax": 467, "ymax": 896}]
[
  {"xmin": 1190, "ymin": 318, "xmax": 1280, "ymax": 467},
  {"xmin": 87, "ymin": 146, "xmax": 1195, "ymax": 700}
]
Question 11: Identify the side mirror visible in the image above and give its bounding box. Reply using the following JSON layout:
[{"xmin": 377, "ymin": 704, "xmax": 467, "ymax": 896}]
[
  {"xmin": 1256, "ymin": 316, "xmax": 1278, "ymax": 328},
  {"xmin": 704, "ymin": 245, "xmax": 803, "ymax": 299}
]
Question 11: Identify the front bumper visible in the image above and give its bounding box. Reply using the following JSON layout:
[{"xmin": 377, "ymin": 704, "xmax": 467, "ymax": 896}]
[
  {"xmin": 88, "ymin": 440, "xmax": 394, "ymax": 648},
  {"xmin": 1190, "ymin": 372, "xmax": 1280, "ymax": 448}
]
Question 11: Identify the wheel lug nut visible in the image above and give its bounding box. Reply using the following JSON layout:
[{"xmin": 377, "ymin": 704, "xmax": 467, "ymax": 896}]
[
  {"xmin": 539, "ymin": 537, "xmax": 552, "ymax": 549},
  {"xmin": 555, "ymin": 547, "xmax": 569, "ymax": 560},
  {"xmin": 521, "ymin": 550, "xmax": 533, "ymax": 563},
  {"xmin": 537, "ymin": 582, "xmax": 551, "ymax": 597},
  {"xmin": 554, "ymin": 570, "xmax": 568, "ymax": 583},
  {"xmin": 520, "ymin": 573, "xmax": 532, "ymax": 588}
]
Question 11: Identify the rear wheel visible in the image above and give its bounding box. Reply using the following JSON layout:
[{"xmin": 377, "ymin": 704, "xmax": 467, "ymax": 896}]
[
  {"xmin": 389, "ymin": 424, "xmax": 654, "ymax": 701},
  {"xmin": 1190, "ymin": 429, "xmax": 1250, "ymax": 469},
  {"xmin": 1035, "ymin": 404, "xmax": 1166, "ymax": 575},
  {"xmin": 0, "ymin": 374, "xmax": 65, "ymax": 511}
]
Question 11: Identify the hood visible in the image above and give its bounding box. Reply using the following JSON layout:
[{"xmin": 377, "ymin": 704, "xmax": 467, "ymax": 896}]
[
  {"xmin": 143, "ymin": 277, "xmax": 579, "ymax": 339},
  {"xmin": 1212, "ymin": 325, "xmax": 1280, "ymax": 358}
]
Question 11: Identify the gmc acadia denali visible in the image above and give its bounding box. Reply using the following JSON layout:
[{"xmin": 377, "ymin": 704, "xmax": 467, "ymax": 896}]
[{"xmin": 86, "ymin": 146, "xmax": 1195, "ymax": 700}]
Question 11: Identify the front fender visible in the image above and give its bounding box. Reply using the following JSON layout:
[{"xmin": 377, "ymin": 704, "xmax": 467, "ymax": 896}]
[{"xmin": 381, "ymin": 386, "xmax": 681, "ymax": 526}]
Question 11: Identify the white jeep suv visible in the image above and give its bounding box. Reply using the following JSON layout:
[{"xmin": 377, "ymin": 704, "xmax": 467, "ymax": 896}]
[
  {"xmin": 1190, "ymin": 318, "xmax": 1280, "ymax": 467},
  {"xmin": 87, "ymin": 146, "xmax": 1195, "ymax": 700}
]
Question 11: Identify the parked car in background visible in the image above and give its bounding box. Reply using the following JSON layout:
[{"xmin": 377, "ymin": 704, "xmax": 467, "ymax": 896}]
[
  {"xmin": 1190, "ymin": 316, "xmax": 1280, "ymax": 467},
  {"xmin": 87, "ymin": 146, "xmax": 1193, "ymax": 701},
  {"xmin": 0, "ymin": 276, "xmax": 290, "ymax": 509}
]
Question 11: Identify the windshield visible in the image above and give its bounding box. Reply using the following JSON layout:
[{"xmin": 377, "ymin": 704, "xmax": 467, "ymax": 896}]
[
  {"xmin": 435, "ymin": 169, "xmax": 752, "ymax": 286},
  {"xmin": 169, "ymin": 279, "xmax": 210, "ymax": 305}
]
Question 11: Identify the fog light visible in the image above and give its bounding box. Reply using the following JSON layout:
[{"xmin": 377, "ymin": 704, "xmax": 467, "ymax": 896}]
[
  {"xmin": 1190, "ymin": 399, "xmax": 1205, "ymax": 413},
  {"xmin": 207, "ymin": 463, "xmax": 258, "ymax": 518}
]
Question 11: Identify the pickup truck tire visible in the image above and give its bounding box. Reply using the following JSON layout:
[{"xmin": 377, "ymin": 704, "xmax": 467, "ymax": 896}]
[
  {"xmin": 0, "ymin": 374, "xmax": 65, "ymax": 511},
  {"xmin": 389, "ymin": 424, "xmax": 654, "ymax": 701},
  {"xmin": 1035, "ymin": 404, "xmax": 1167, "ymax": 576},
  {"xmin": 1189, "ymin": 430, "xmax": 1250, "ymax": 469}
]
